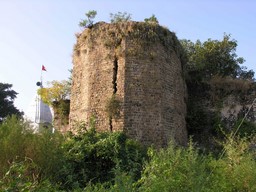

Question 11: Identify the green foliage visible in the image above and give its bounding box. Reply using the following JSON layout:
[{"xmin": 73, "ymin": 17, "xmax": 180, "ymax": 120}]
[
  {"xmin": 0, "ymin": 82, "xmax": 23, "ymax": 122},
  {"xmin": 68, "ymin": 69, "xmax": 73, "ymax": 86},
  {"xmin": 0, "ymin": 116, "xmax": 65, "ymax": 180},
  {"xmin": 144, "ymin": 14, "xmax": 159, "ymax": 24},
  {"xmin": 79, "ymin": 10, "xmax": 97, "ymax": 28},
  {"xmin": 37, "ymin": 80, "xmax": 70, "ymax": 128},
  {"xmin": 110, "ymin": 12, "xmax": 132, "ymax": 23},
  {"xmin": 58, "ymin": 126, "xmax": 146, "ymax": 190},
  {"xmin": 52, "ymin": 99, "xmax": 70, "ymax": 125},
  {"xmin": 182, "ymin": 34, "xmax": 255, "ymax": 145},
  {"xmin": 138, "ymin": 136, "xmax": 256, "ymax": 191},
  {"xmin": 1, "ymin": 116, "xmax": 256, "ymax": 191},
  {"xmin": 138, "ymin": 140, "xmax": 211, "ymax": 192},
  {"xmin": 84, "ymin": 169, "xmax": 136, "ymax": 192},
  {"xmin": 181, "ymin": 34, "xmax": 252, "ymax": 81},
  {"xmin": 212, "ymin": 135, "xmax": 256, "ymax": 191},
  {"xmin": 37, "ymin": 80, "xmax": 70, "ymax": 106},
  {"xmin": 0, "ymin": 158, "xmax": 40, "ymax": 191},
  {"xmin": 105, "ymin": 95, "xmax": 121, "ymax": 119},
  {"xmin": 0, "ymin": 157, "xmax": 62, "ymax": 192}
]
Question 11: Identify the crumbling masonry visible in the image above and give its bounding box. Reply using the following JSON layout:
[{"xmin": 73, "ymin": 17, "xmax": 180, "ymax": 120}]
[{"xmin": 70, "ymin": 21, "xmax": 188, "ymax": 147}]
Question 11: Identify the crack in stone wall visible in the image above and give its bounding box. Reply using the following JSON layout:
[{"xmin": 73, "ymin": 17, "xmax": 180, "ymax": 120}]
[
  {"xmin": 109, "ymin": 57, "xmax": 119, "ymax": 132},
  {"xmin": 113, "ymin": 57, "xmax": 118, "ymax": 94}
]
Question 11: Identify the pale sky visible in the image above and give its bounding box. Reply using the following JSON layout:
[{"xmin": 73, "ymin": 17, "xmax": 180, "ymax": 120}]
[{"xmin": 0, "ymin": 0, "xmax": 255, "ymax": 112}]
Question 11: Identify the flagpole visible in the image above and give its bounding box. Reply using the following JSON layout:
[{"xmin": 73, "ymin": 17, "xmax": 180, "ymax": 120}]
[
  {"xmin": 40, "ymin": 68, "xmax": 43, "ymax": 88},
  {"xmin": 38, "ymin": 65, "xmax": 44, "ymax": 128}
]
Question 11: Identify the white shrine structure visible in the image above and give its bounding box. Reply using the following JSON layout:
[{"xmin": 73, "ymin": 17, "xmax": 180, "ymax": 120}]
[
  {"xmin": 25, "ymin": 94, "xmax": 53, "ymax": 132},
  {"xmin": 25, "ymin": 67, "xmax": 53, "ymax": 132}
]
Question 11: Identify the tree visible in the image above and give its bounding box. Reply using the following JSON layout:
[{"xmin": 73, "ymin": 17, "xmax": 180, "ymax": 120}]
[
  {"xmin": 181, "ymin": 35, "xmax": 255, "ymax": 142},
  {"xmin": 110, "ymin": 12, "xmax": 132, "ymax": 23},
  {"xmin": 0, "ymin": 83, "xmax": 23, "ymax": 122},
  {"xmin": 144, "ymin": 14, "xmax": 159, "ymax": 24},
  {"xmin": 181, "ymin": 34, "xmax": 253, "ymax": 81},
  {"xmin": 37, "ymin": 80, "xmax": 70, "ymax": 106},
  {"xmin": 38, "ymin": 80, "xmax": 71, "ymax": 126},
  {"xmin": 79, "ymin": 10, "xmax": 97, "ymax": 28}
]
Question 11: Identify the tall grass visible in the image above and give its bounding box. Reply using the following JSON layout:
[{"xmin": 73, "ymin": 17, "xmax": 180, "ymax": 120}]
[{"xmin": 138, "ymin": 136, "xmax": 256, "ymax": 192}]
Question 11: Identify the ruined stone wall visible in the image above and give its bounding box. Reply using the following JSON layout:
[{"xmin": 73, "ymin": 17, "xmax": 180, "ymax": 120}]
[
  {"xmin": 221, "ymin": 93, "xmax": 256, "ymax": 129},
  {"xmin": 70, "ymin": 22, "xmax": 187, "ymax": 147}
]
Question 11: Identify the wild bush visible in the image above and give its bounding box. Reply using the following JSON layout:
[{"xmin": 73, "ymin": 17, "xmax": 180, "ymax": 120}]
[
  {"xmin": 0, "ymin": 157, "xmax": 62, "ymax": 192},
  {"xmin": 83, "ymin": 169, "xmax": 136, "ymax": 192},
  {"xmin": 0, "ymin": 116, "xmax": 65, "ymax": 180},
  {"xmin": 2, "ymin": 116, "xmax": 256, "ymax": 191},
  {"xmin": 138, "ymin": 140, "xmax": 212, "ymax": 192},
  {"xmin": 57, "ymin": 124, "xmax": 147, "ymax": 190},
  {"xmin": 138, "ymin": 136, "xmax": 256, "ymax": 192}
]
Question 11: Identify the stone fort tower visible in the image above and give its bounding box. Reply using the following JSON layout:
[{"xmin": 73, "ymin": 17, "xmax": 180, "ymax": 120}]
[{"xmin": 70, "ymin": 21, "xmax": 187, "ymax": 147}]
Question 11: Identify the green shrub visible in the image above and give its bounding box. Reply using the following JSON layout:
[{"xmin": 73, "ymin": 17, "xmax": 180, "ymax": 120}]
[
  {"xmin": 105, "ymin": 95, "xmax": 121, "ymax": 119},
  {"xmin": 138, "ymin": 136, "xmax": 256, "ymax": 192},
  {"xmin": 109, "ymin": 12, "xmax": 132, "ymax": 23},
  {"xmin": 2, "ymin": 116, "xmax": 256, "ymax": 191},
  {"xmin": 58, "ymin": 127, "xmax": 147, "ymax": 190},
  {"xmin": 138, "ymin": 140, "xmax": 212, "ymax": 192},
  {"xmin": 84, "ymin": 169, "xmax": 136, "ymax": 192},
  {"xmin": 0, "ymin": 116, "xmax": 65, "ymax": 181},
  {"xmin": 0, "ymin": 157, "xmax": 63, "ymax": 192},
  {"xmin": 0, "ymin": 158, "xmax": 40, "ymax": 191},
  {"xmin": 212, "ymin": 136, "xmax": 256, "ymax": 191}
]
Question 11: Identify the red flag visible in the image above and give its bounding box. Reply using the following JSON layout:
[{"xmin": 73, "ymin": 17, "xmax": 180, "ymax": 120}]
[{"xmin": 42, "ymin": 65, "xmax": 47, "ymax": 71}]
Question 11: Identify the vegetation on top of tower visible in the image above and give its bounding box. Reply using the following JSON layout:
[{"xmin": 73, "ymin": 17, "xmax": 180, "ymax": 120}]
[
  {"xmin": 76, "ymin": 19, "xmax": 187, "ymax": 67},
  {"xmin": 110, "ymin": 12, "xmax": 132, "ymax": 23},
  {"xmin": 144, "ymin": 14, "xmax": 159, "ymax": 24},
  {"xmin": 79, "ymin": 10, "xmax": 97, "ymax": 28},
  {"xmin": 76, "ymin": 11, "xmax": 187, "ymax": 65}
]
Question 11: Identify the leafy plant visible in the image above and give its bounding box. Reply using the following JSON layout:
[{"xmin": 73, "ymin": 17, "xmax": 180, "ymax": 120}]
[
  {"xmin": 0, "ymin": 158, "xmax": 40, "ymax": 191},
  {"xmin": 182, "ymin": 34, "xmax": 255, "ymax": 148},
  {"xmin": 0, "ymin": 158, "xmax": 62, "ymax": 191},
  {"xmin": 37, "ymin": 80, "xmax": 70, "ymax": 106},
  {"xmin": 138, "ymin": 136, "xmax": 256, "ymax": 192},
  {"xmin": 0, "ymin": 82, "xmax": 23, "ymax": 122},
  {"xmin": 52, "ymin": 99, "xmax": 70, "ymax": 125},
  {"xmin": 0, "ymin": 116, "xmax": 65, "ymax": 181},
  {"xmin": 58, "ymin": 125, "xmax": 146, "ymax": 190},
  {"xmin": 110, "ymin": 12, "xmax": 132, "ymax": 23},
  {"xmin": 79, "ymin": 10, "xmax": 97, "ymax": 28},
  {"xmin": 84, "ymin": 169, "xmax": 136, "ymax": 192},
  {"xmin": 144, "ymin": 14, "xmax": 159, "ymax": 24},
  {"xmin": 37, "ymin": 80, "xmax": 70, "ymax": 128},
  {"xmin": 105, "ymin": 95, "xmax": 121, "ymax": 119},
  {"xmin": 138, "ymin": 140, "xmax": 212, "ymax": 192}
]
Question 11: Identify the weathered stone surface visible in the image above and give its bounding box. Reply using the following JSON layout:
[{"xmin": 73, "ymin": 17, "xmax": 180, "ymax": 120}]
[
  {"xmin": 221, "ymin": 94, "xmax": 256, "ymax": 129},
  {"xmin": 70, "ymin": 21, "xmax": 188, "ymax": 147}
]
